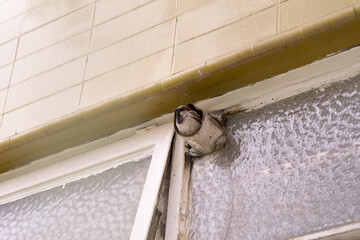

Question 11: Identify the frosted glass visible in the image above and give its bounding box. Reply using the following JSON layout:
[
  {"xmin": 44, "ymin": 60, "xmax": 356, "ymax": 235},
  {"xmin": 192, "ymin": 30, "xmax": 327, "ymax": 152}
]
[
  {"xmin": 0, "ymin": 156, "xmax": 151, "ymax": 240},
  {"xmin": 189, "ymin": 76, "xmax": 360, "ymax": 240}
]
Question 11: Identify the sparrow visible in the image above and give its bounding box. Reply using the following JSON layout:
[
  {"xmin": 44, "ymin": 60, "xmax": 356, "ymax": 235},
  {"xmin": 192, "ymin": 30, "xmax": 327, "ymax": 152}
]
[{"xmin": 174, "ymin": 104, "xmax": 203, "ymax": 136}]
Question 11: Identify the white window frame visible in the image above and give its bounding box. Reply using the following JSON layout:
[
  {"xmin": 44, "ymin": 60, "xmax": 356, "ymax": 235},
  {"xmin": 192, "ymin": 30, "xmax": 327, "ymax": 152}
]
[
  {"xmin": 0, "ymin": 123, "xmax": 174, "ymax": 240},
  {"xmin": 288, "ymin": 222, "xmax": 360, "ymax": 240}
]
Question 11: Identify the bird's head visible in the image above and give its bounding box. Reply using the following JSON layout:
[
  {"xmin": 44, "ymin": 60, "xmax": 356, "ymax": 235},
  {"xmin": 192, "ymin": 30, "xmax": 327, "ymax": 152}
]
[{"xmin": 174, "ymin": 104, "xmax": 203, "ymax": 136}]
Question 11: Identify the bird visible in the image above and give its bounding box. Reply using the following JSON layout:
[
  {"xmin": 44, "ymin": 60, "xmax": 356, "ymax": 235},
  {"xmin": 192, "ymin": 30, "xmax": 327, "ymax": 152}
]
[{"xmin": 174, "ymin": 104, "xmax": 203, "ymax": 136}]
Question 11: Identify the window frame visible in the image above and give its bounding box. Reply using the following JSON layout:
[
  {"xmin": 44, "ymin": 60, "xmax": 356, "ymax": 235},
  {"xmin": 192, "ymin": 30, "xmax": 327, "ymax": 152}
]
[
  {"xmin": 165, "ymin": 46, "xmax": 360, "ymax": 240},
  {"xmin": 288, "ymin": 222, "xmax": 360, "ymax": 240},
  {"xmin": 0, "ymin": 123, "xmax": 174, "ymax": 239}
]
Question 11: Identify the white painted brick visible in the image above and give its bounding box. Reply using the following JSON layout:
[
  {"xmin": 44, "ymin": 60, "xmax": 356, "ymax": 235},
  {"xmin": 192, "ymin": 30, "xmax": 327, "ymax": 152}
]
[
  {"xmin": 80, "ymin": 48, "xmax": 172, "ymax": 109},
  {"xmin": 94, "ymin": 0, "xmax": 151, "ymax": 25},
  {"xmin": 5, "ymin": 57, "xmax": 86, "ymax": 112},
  {"xmin": 177, "ymin": 0, "xmax": 276, "ymax": 43},
  {"xmin": 0, "ymin": 64, "xmax": 12, "ymax": 90},
  {"xmin": 22, "ymin": 0, "xmax": 94, "ymax": 33},
  {"xmin": 90, "ymin": 0, "xmax": 176, "ymax": 52},
  {"xmin": 281, "ymin": 0, "xmax": 360, "ymax": 31},
  {"xmin": 0, "ymin": 14, "xmax": 23, "ymax": 45},
  {"xmin": 179, "ymin": 0, "xmax": 214, "ymax": 14},
  {"xmin": 0, "ymin": 39, "xmax": 17, "ymax": 67},
  {"xmin": 173, "ymin": 7, "xmax": 277, "ymax": 73},
  {"xmin": 0, "ymin": 85, "xmax": 81, "ymax": 139},
  {"xmin": 18, "ymin": 5, "xmax": 94, "ymax": 58},
  {"xmin": 86, "ymin": 20, "xmax": 175, "ymax": 80},
  {"xmin": 12, "ymin": 30, "xmax": 91, "ymax": 84},
  {"xmin": 26, "ymin": 0, "xmax": 48, "ymax": 10},
  {"xmin": 0, "ymin": 0, "xmax": 26, "ymax": 23},
  {"xmin": 0, "ymin": 89, "xmax": 6, "ymax": 116}
]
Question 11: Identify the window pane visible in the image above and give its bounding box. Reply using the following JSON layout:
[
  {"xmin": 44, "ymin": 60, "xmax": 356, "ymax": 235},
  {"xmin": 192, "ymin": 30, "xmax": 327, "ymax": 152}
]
[
  {"xmin": 189, "ymin": 76, "xmax": 360, "ymax": 239},
  {"xmin": 0, "ymin": 156, "xmax": 151, "ymax": 240}
]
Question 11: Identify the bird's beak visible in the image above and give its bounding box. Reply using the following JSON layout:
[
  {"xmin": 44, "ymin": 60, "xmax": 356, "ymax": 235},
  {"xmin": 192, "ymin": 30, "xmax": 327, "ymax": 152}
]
[{"xmin": 174, "ymin": 108, "xmax": 182, "ymax": 124}]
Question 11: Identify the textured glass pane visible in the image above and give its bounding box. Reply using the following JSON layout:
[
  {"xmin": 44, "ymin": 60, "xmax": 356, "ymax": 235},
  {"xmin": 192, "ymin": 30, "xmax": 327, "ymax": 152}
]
[
  {"xmin": 189, "ymin": 76, "xmax": 360, "ymax": 240},
  {"xmin": 0, "ymin": 156, "xmax": 151, "ymax": 240}
]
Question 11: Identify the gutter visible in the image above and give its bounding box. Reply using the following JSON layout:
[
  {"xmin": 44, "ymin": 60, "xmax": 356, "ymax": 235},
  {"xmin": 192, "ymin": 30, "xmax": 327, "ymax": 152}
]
[{"xmin": 0, "ymin": 4, "xmax": 360, "ymax": 172}]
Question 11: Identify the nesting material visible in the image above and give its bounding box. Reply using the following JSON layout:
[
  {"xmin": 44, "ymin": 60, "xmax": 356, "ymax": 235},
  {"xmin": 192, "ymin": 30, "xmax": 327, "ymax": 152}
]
[{"xmin": 174, "ymin": 104, "xmax": 226, "ymax": 157}]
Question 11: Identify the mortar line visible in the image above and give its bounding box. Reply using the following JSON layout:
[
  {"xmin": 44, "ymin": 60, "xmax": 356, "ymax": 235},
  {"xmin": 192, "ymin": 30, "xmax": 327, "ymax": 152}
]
[
  {"xmin": 277, "ymin": 0, "xmax": 281, "ymax": 33},
  {"xmin": 0, "ymin": 36, "xmax": 20, "ymax": 127},
  {"xmin": 170, "ymin": 0, "xmax": 181, "ymax": 74},
  {"xmin": 78, "ymin": 3, "xmax": 97, "ymax": 109}
]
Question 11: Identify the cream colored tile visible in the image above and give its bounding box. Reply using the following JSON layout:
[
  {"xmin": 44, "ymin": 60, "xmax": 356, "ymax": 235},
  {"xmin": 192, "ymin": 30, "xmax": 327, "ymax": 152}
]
[
  {"xmin": 80, "ymin": 48, "xmax": 172, "ymax": 109},
  {"xmin": 90, "ymin": 0, "xmax": 176, "ymax": 52},
  {"xmin": 0, "ymin": 89, "xmax": 6, "ymax": 116},
  {"xmin": 0, "ymin": 0, "xmax": 26, "ymax": 23},
  {"xmin": 281, "ymin": 0, "xmax": 360, "ymax": 31},
  {"xmin": 179, "ymin": 0, "xmax": 215, "ymax": 14},
  {"xmin": 86, "ymin": 20, "xmax": 175, "ymax": 80},
  {"xmin": 0, "ymin": 64, "xmax": 12, "ymax": 90},
  {"xmin": 18, "ymin": 5, "xmax": 94, "ymax": 58},
  {"xmin": 173, "ymin": 6, "xmax": 277, "ymax": 73},
  {"xmin": 12, "ymin": 30, "xmax": 90, "ymax": 84},
  {"xmin": 94, "ymin": 0, "xmax": 151, "ymax": 25},
  {"xmin": 0, "ymin": 39, "xmax": 17, "ymax": 67},
  {"xmin": 26, "ymin": 0, "xmax": 48, "ymax": 10},
  {"xmin": 177, "ymin": 0, "xmax": 276, "ymax": 43},
  {"xmin": 0, "ymin": 85, "xmax": 81, "ymax": 139},
  {"xmin": 22, "ymin": 0, "xmax": 94, "ymax": 33},
  {"xmin": 5, "ymin": 57, "xmax": 86, "ymax": 112},
  {"xmin": 0, "ymin": 14, "xmax": 23, "ymax": 45}
]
